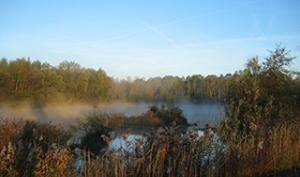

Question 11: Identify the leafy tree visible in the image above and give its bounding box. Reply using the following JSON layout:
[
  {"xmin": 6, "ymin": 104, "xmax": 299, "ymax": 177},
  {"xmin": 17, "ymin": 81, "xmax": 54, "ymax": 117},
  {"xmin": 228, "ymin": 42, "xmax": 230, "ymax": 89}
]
[{"xmin": 220, "ymin": 46, "xmax": 298, "ymax": 143}]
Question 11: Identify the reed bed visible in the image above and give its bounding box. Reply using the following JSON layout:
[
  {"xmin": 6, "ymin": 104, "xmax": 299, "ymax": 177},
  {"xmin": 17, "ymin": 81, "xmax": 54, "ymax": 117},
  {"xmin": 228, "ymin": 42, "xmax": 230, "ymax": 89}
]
[{"xmin": 0, "ymin": 119, "xmax": 299, "ymax": 177}]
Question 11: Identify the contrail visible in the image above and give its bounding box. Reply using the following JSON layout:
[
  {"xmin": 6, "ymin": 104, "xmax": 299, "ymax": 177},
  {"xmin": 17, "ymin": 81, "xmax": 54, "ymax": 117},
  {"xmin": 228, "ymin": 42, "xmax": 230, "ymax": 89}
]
[{"xmin": 141, "ymin": 22, "xmax": 177, "ymax": 47}]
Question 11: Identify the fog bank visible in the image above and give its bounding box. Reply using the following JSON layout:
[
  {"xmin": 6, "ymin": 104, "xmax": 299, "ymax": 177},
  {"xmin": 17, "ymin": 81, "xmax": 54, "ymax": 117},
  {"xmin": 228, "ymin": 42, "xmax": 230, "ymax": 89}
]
[{"xmin": 0, "ymin": 102, "xmax": 224, "ymax": 126}]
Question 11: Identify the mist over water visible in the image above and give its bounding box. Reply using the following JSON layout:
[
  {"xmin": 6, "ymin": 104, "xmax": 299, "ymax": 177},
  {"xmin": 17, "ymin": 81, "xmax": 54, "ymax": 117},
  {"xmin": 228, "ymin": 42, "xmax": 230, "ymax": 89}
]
[{"xmin": 0, "ymin": 102, "xmax": 224, "ymax": 126}]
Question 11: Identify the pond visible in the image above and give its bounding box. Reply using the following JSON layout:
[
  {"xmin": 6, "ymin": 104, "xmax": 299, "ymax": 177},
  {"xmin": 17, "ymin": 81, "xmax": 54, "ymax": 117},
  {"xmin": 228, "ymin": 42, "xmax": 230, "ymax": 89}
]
[{"xmin": 0, "ymin": 102, "xmax": 224, "ymax": 126}]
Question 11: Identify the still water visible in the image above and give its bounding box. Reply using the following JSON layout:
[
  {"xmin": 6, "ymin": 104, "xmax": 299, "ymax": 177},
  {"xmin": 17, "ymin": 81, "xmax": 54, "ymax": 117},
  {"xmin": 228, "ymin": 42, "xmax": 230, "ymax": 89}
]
[{"xmin": 0, "ymin": 102, "xmax": 224, "ymax": 126}]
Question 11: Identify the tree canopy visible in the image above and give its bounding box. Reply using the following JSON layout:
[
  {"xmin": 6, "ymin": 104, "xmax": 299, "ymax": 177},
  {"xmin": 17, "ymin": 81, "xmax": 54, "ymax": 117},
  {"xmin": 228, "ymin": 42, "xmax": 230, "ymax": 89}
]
[{"xmin": 0, "ymin": 58, "xmax": 231, "ymax": 104}]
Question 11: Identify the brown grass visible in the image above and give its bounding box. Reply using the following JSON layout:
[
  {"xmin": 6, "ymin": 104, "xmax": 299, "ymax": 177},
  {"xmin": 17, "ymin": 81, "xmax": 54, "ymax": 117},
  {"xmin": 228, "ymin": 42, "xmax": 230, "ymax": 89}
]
[{"xmin": 0, "ymin": 120, "xmax": 299, "ymax": 177}]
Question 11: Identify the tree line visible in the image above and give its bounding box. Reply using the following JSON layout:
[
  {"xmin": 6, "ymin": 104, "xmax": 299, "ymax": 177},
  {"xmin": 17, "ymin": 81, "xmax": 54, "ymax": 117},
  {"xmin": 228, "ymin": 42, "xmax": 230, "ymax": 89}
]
[
  {"xmin": 0, "ymin": 47, "xmax": 299, "ymax": 105},
  {"xmin": 0, "ymin": 59, "xmax": 231, "ymax": 105},
  {"xmin": 0, "ymin": 60, "xmax": 111, "ymax": 104}
]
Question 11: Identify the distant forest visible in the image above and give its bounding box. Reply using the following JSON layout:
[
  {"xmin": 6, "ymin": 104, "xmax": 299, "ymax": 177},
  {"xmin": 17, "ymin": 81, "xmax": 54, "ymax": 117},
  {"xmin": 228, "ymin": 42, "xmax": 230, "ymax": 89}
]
[
  {"xmin": 0, "ymin": 59, "xmax": 230, "ymax": 104},
  {"xmin": 0, "ymin": 47, "xmax": 299, "ymax": 105}
]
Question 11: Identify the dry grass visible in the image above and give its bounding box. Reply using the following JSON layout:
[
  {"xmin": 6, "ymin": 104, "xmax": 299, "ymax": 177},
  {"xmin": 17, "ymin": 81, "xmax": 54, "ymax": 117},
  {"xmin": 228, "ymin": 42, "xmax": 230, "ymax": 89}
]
[
  {"xmin": 0, "ymin": 119, "xmax": 299, "ymax": 177},
  {"xmin": 223, "ymin": 124, "xmax": 300, "ymax": 177}
]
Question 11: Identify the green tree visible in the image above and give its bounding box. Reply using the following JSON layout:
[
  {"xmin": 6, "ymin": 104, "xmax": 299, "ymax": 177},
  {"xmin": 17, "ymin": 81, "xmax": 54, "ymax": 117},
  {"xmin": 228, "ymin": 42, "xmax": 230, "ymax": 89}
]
[{"xmin": 220, "ymin": 47, "xmax": 297, "ymax": 143}]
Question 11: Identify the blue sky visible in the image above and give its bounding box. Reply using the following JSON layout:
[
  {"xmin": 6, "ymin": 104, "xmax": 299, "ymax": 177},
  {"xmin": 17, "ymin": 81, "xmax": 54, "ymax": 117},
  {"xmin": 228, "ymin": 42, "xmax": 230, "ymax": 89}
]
[{"xmin": 0, "ymin": 0, "xmax": 299, "ymax": 78}]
